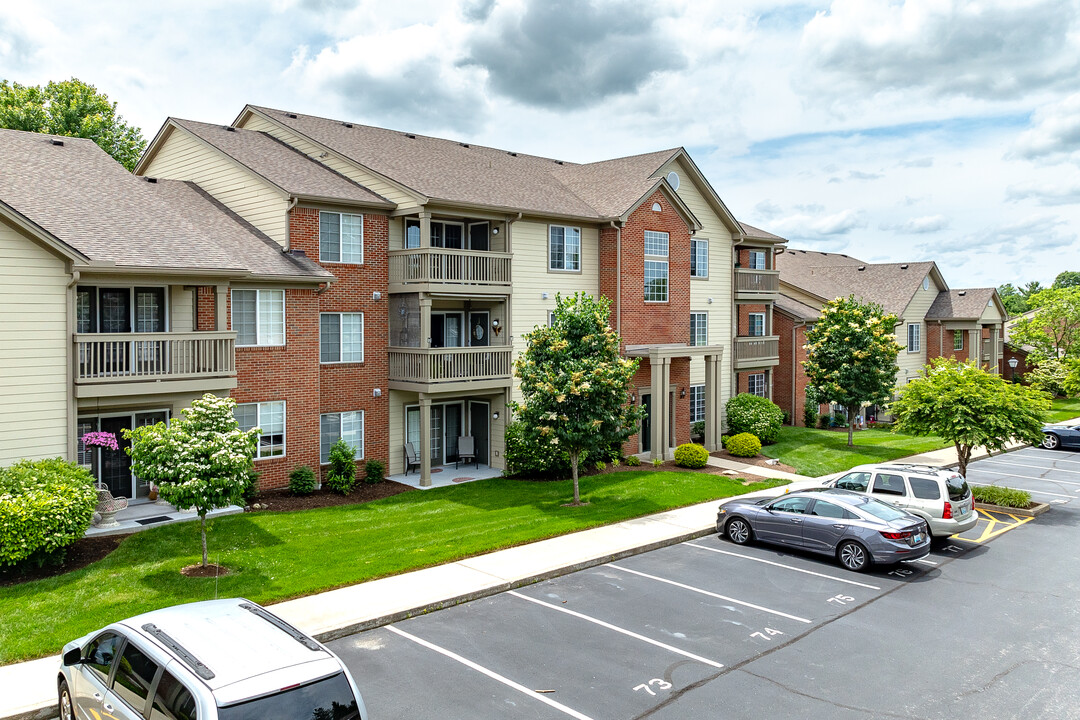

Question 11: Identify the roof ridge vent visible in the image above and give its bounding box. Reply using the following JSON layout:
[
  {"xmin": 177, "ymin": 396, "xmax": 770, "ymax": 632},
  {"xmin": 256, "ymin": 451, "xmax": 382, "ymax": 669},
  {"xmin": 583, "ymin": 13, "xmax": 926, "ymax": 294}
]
[
  {"xmin": 957, "ymin": 290, "xmax": 966, "ymax": 296},
  {"xmin": 342, "ymin": 122, "xmax": 353, "ymax": 128},
  {"xmin": 508, "ymin": 151, "xmax": 518, "ymax": 157},
  {"xmin": 286, "ymin": 113, "xmax": 297, "ymax": 118},
  {"xmin": 405, "ymin": 133, "xmax": 416, "ymax": 139},
  {"xmin": 459, "ymin": 142, "xmax": 470, "ymax": 148},
  {"xmin": 50, "ymin": 138, "xmax": 64, "ymax": 146},
  {"xmin": 900, "ymin": 264, "xmax": 909, "ymax": 269},
  {"xmin": 224, "ymin": 126, "xmax": 236, "ymax": 132},
  {"xmin": 554, "ymin": 159, "xmax": 563, "ymax": 165},
  {"xmin": 857, "ymin": 266, "xmax": 865, "ymax": 271},
  {"xmin": 144, "ymin": 177, "xmax": 158, "ymax": 183}
]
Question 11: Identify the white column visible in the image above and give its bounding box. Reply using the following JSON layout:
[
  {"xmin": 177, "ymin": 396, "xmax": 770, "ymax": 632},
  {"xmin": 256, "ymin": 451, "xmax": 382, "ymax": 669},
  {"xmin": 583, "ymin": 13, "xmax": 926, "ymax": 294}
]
[
  {"xmin": 215, "ymin": 285, "xmax": 228, "ymax": 331},
  {"xmin": 704, "ymin": 353, "xmax": 721, "ymax": 451},
  {"xmin": 419, "ymin": 394, "xmax": 432, "ymax": 487},
  {"xmin": 419, "ymin": 211, "xmax": 432, "ymax": 247}
]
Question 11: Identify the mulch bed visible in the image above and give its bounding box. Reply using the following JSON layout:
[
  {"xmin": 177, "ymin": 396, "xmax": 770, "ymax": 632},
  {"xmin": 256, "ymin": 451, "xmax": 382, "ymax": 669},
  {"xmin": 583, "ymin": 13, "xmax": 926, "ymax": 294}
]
[
  {"xmin": 247, "ymin": 480, "xmax": 414, "ymax": 512},
  {"xmin": 0, "ymin": 534, "xmax": 123, "ymax": 587},
  {"xmin": 181, "ymin": 563, "xmax": 231, "ymax": 578},
  {"xmin": 711, "ymin": 450, "xmax": 800, "ymax": 476}
]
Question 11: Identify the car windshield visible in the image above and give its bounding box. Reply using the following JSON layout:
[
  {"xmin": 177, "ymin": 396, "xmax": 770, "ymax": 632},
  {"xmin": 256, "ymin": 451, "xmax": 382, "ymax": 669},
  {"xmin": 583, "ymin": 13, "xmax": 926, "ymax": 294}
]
[
  {"xmin": 217, "ymin": 673, "xmax": 359, "ymax": 720},
  {"xmin": 854, "ymin": 497, "xmax": 910, "ymax": 522},
  {"xmin": 946, "ymin": 475, "xmax": 969, "ymax": 501}
]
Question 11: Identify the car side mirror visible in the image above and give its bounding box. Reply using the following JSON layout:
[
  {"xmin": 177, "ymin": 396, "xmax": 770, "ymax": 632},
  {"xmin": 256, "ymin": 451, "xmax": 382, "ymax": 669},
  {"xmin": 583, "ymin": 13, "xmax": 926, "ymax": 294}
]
[{"xmin": 63, "ymin": 647, "xmax": 83, "ymax": 666}]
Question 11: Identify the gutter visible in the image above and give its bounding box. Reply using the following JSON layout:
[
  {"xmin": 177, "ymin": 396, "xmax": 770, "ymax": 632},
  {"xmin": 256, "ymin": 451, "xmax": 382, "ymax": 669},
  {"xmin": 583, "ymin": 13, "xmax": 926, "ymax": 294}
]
[
  {"xmin": 285, "ymin": 196, "xmax": 299, "ymax": 252},
  {"xmin": 610, "ymin": 220, "xmax": 621, "ymax": 335}
]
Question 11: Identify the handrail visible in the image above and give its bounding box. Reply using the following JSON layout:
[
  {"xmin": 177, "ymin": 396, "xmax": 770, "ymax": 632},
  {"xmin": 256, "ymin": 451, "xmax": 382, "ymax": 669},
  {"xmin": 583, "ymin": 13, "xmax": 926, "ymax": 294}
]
[{"xmin": 74, "ymin": 331, "xmax": 236, "ymax": 383}]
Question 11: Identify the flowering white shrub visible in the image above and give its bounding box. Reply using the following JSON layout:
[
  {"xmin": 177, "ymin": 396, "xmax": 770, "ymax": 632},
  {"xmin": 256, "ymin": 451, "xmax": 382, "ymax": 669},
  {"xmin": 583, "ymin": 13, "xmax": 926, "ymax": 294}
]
[{"xmin": 726, "ymin": 393, "xmax": 784, "ymax": 444}]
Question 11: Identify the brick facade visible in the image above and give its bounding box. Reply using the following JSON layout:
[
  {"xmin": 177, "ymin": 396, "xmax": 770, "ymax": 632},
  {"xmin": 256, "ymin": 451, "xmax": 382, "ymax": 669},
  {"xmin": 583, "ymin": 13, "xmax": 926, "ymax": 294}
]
[
  {"xmin": 774, "ymin": 310, "xmax": 815, "ymax": 425},
  {"xmin": 624, "ymin": 357, "xmax": 691, "ymax": 455},
  {"xmin": 737, "ymin": 303, "xmax": 768, "ymax": 335},
  {"xmin": 926, "ymin": 322, "xmax": 971, "ymax": 363}
]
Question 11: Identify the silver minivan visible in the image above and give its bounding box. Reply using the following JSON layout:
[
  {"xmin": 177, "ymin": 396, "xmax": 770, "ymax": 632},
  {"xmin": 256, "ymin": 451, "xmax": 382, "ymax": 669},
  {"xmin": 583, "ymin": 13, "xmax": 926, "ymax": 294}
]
[
  {"xmin": 825, "ymin": 463, "xmax": 978, "ymax": 539},
  {"xmin": 58, "ymin": 598, "xmax": 367, "ymax": 720}
]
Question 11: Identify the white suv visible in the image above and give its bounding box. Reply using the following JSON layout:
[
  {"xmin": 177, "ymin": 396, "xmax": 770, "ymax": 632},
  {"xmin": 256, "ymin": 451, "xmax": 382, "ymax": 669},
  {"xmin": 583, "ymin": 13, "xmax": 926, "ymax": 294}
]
[
  {"xmin": 824, "ymin": 463, "xmax": 978, "ymax": 539},
  {"xmin": 58, "ymin": 598, "xmax": 367, "ymax": 720}
]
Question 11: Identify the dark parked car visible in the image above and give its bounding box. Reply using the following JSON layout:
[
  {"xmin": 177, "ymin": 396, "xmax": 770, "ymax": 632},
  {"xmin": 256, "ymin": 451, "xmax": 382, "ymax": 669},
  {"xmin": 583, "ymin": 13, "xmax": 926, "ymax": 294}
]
[
  {"xmin": 716, "ymin": 489, "xmax": 931, "ymax": 572},
  {"xmin": 1042, "ymin": 424, "xmax": 1080, "ymax": 450}
]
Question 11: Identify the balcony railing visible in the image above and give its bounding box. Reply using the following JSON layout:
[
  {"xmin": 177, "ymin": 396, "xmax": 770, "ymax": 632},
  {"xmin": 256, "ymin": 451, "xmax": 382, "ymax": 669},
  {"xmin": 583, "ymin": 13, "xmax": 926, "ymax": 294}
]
[
  {"xmin": 389, "ymin": 346, "xmax": 513, "ymax": 385},
  {"xmin": 389, "ymin": 248, "xmax": 512, "ymax": 287},
  {"xmin": 734, "ymin": 336, "xmax": 779, "ymax": 367},
  {"xmin": 74, "ymin": 331, "xmax": 236, "ymax": 384},
  {"xmin": 735, "ymin": 268, "xmax": 779, "ymax": 295}
]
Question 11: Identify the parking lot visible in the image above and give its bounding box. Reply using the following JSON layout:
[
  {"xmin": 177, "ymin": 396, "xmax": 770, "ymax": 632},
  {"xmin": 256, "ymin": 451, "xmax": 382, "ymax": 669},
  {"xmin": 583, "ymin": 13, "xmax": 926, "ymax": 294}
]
[{"xmin": 329, "ymin": 447, "xmax": 1080, "ymax": 719}]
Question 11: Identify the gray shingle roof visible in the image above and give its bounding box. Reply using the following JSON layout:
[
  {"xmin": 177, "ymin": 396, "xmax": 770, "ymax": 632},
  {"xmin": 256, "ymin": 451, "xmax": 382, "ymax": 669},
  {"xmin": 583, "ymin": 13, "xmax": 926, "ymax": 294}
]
[
  {"xmin": 170, "ymin": 119, "xmax": 392, "ymax": 208},
  {"xmin": 740, "ymin": 222, "xmax": 785, "ymax": 241},
  {"xmin": 775, "ymin": 294, "xmax": 821, "ymax": 321},
  {"xmin": 0, "ymin": 128, "xmax": 331, "ymax": 280},
  {"xmin": 926, "ymin": 288, "xmax": 997, "ymax": 320},
  {"xmin": 777, "ymin": 249, "xmax": 936, "ymax": 316}
]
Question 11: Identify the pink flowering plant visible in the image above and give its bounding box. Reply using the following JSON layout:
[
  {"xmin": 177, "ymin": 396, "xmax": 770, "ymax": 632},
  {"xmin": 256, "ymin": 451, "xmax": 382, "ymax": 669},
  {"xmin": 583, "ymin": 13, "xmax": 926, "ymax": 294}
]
[{"xmin": 80, "ymin": 431, "xmax": 118, "ymax": 451}]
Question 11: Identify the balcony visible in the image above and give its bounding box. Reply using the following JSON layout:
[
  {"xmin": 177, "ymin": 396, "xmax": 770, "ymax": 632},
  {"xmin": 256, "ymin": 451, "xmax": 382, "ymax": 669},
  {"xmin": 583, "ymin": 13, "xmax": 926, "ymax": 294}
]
[
  {"xmin": 74, "ymin": 331, "xmax": 237, "ymax": 398},
  {"xmin": 734, "ymin": 336, "xmax": 780, "ymax": 370},
  {"xmin": 389, "ymin": 248, "xmax": 512, "ymax": 295},
  {"xmin": 388, "ymin": 346, "xmax": 513, "ymax": 392},
  {"xmin": 735, "ymin": 268, "xmax": 780, "ymax": 300}
]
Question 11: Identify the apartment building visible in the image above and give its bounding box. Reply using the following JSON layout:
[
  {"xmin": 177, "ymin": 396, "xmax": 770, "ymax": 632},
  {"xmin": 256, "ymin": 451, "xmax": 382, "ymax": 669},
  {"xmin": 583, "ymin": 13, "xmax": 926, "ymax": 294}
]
[{"xmin": 0, "ymin": 108, "xmax": 787, "ymax": 494}]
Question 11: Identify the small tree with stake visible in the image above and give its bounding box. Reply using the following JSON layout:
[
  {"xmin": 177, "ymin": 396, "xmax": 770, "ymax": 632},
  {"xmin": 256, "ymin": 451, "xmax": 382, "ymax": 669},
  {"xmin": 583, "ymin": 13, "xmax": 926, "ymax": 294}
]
[
  {"xmin": 890, "ymin": 358, "xmax": 1050, "ymax": 477},
  {"xmin": 803, "ymin": 295, "xmax": 901, "ymax": 447},
  {"xmin": 511, "ymin": 292, "xmax": 641, "ymax": 505},
  {"xmin": 124, "ymin": 394, "xmax": 259, "ymax": 568}
]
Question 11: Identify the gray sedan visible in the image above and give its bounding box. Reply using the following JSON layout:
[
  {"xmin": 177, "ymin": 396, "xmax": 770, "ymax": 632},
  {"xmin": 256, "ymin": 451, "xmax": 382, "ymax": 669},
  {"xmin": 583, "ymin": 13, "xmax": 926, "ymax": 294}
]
[{"xmin": 716, "ymin": 489, "xmax": 931, "ymax": 572}]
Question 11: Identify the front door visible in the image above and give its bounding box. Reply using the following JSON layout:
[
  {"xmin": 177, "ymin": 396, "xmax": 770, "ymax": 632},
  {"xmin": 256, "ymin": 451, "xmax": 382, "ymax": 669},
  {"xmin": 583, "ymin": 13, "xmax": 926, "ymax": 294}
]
[
  {"xmin": 640, "ymin": 393, "xmax": 652, "ymax": 453},
  {"xmin": 469, "ymin": 401, "xmax": 490, "ymax": 464},
  {"xmin": 99, "ymin": 416, "xmax": 133, "ymax": 499}
]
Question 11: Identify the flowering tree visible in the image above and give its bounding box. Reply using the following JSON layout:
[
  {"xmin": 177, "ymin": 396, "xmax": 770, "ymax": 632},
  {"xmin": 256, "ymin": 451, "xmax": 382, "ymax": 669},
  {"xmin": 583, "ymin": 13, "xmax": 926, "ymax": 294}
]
[
  {"xmin": 891, "ymin": 359, "xmax": 1050, "ymax": 476},
  {"xmin": 1009, "ymin": 287, "xmax": 1080, "ymax": 363},
  {"xmin": 124, "ymin": 394, "xmax": 259, "ymax": 567},
  {"xmin": 511, "ymin": 292, "xmax": 641, "ymax": 505},
  {"xmin": 803, "ymin": 295, "xmax": 901, "ymax": 447}
]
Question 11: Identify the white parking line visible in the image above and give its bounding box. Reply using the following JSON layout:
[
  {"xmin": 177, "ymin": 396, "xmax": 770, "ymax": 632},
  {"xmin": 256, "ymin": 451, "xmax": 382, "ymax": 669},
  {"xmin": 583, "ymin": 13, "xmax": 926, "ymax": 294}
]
[
  {"xmin": 1021, "ymin": 450, "xmax": 1080, "ymax": 465},
  {"xmin": 507, "ymin": 591, "xmax": 724, "ymax": 669},
  {"xmin": 967, "ymin": 469, "xmax": 1080, "ymax": 487},
  {"xmin": 683, "ymin": 543, "xmax": 881, "ymax": 590},
  {"xmin": 967, "ymin": 481, "xmax": 1075, "ymax": 499},
  {"xmin": 979, "ymin": 459, "xmax": 1080, "ymax": 477},
  {"xmin": 914, "ymin": 558, "xmax": 938, "ymax": 566},
  {"xmin": 387, "ymin": 625, "xmax": 596, "ymax": 720},
  {"xmin": 607, "ymin": 563, "xmax": 812, "ymax": 624}
]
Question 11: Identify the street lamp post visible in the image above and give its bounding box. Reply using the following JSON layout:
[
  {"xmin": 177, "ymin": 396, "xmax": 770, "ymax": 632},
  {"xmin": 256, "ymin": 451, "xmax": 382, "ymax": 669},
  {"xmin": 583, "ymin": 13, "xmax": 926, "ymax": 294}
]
[{"xmin": 1008, "ymin": 356, "xmax": 1019, "ymax": 381}]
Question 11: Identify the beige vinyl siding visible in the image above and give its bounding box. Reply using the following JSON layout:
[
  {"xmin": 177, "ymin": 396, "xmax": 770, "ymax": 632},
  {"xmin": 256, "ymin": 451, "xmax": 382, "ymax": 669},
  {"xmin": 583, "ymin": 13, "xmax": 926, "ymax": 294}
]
[
  {"xmin": 239, "ymin": 113, "xmax": 416, "ymax": 208},
  {"xmin": 170, "ymin": 286, "xmax": 194, "ymax": 332},
  {"xmin": 388, "ymin": 391, "xmax": 413, "ymax": 476},
  {"xmin": 780, "ymin": 285, "xmax": 825, "ymax": 311},
  {"xmin": 979, "ymin": 302, "xmax": 1004, "ymax": 324},
  {"xmin": 0, "ymin": 221, "xmax": 70, "ymax": 464},
  {"xmin": 143, "ymin": 127, "xmax": 290, "ymax": 246},
  {"xmin": 896, "ymin": 278, "xmax": 941, "ymax": 385},
  {"xmin": 509, "ymin": 220, "xmax": 599, "ymax": 404}
]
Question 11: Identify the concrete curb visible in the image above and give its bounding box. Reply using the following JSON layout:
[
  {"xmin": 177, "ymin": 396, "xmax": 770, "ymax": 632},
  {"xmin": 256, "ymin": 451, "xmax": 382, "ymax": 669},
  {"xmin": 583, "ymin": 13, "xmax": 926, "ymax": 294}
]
[{"xmin": 975, "ymin": 501, "xmax": 1051, "ymax": 518}]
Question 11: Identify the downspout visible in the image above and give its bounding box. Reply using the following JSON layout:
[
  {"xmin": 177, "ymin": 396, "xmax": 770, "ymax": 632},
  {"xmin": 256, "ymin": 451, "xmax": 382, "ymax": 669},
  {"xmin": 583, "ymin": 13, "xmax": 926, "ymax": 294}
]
[
  {"xmin": 792, "ymin": 319, "xmax": 804, "ymax": 422},
  {"xmin": 66, "ymin": 267, "xmax": 81, "ymax": 463},
  {"xmin": 938, "ymin": 320, "xmax": 944, "ymax": 357},
  {"xmin": 732, "ymin": 236, "xmax": 744, "ymax": 395},
  {"xmin": 610, "ymin": 220, "xmax": 621, "ymax": 335},
  {"xmin": 284, "ymin": 196, "xmax": 299, "ymax": 252}
]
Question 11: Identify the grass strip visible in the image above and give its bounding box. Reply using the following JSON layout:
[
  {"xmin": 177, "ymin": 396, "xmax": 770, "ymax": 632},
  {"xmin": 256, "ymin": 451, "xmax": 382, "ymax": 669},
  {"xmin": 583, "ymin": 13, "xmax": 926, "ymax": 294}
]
[{"xmin": 760, "ymin": 427, "xmax": 949, "ymax": 477}]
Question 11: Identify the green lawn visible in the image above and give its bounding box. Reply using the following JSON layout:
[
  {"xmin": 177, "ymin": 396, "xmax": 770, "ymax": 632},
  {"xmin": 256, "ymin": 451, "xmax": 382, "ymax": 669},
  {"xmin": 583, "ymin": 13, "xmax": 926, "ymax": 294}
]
[
  {"xmin": 0, "ymin": 471, "xmax": 786, "ymax": 664},
  {"xmin": 1047, "ymin": 397, "xmax": 1080, "ymax": 424},
  {"xmin": 761, "ymin": 427, "xmax": 950, "ymax": 478}
]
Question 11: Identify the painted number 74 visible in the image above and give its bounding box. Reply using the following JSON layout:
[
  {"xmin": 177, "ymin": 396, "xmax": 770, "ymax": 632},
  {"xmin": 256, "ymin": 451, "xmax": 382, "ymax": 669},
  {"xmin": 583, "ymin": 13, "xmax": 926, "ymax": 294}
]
[{"xmin": 634, "ymin": 679, "xmax": 673, "ymax": 696}]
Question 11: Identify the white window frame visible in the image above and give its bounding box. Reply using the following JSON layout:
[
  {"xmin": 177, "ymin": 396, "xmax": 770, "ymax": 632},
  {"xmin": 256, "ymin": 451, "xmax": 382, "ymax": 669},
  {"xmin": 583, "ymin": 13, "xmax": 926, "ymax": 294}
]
[
  {"xmin": 748, "ymin": 312, "xmax": 766, "ymax": 337},
  {"xmin": 953, "ymin": 330, "xmax": 964, "ymax": 352},
  {"xmin": 908, "ymin": 323, "xmax": 921, "ymax": 352},
  {"xmin": 235, "ymin": 401, "xmax": 286, "ymax": 460},
  {"xmin": 748, "ymin": 250, "xmax": 767, "ymax": 270},
  {"xmin": 644, "ymin": 230, "xmax": 670, "ymax": 303},
  {"xmin": 320, "ymin": 410, "xmax": 365, "ymax": 465},
  {"xmin": 690, "ymin": 312, "xmax": 708, "ymax": 346},
  {"xmin": 319, "ymin": 211, "xmax": 364, "ymax": 264},
  {"xmin": 548, "ymin": 225, "xmax": 582, "ymax": 272},
  {"xmin": 320, "ymin": 312, "xmax": 364, "ymax": 364},
  {"xmin": 748, "ymin": 373, "xmax": 766, "ymax": 397},
  {"xmin": 691, "ymin": 238, "xmax": 708, "ymax": 278},
  {"xmin": 232, "ymin": 289, "xmax": 285, "ymax": 347},
  {"xmin": 689, "ymin": 384, "xmax": 705, "ymax": 423}
]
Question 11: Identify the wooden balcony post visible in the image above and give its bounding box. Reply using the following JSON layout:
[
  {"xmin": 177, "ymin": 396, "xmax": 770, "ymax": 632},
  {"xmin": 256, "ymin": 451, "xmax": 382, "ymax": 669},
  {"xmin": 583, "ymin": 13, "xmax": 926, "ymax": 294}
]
[
  {"xmin": 420, "ymin": 296, "xmax": 432, "ymax": 349},
  {"xmin": 419, "ymin": 211, "xmax": 432, "ymax": 248}
]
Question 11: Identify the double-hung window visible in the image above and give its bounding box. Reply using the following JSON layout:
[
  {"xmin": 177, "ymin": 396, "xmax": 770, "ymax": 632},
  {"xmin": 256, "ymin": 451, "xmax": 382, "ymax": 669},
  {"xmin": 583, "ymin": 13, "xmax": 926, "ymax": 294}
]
[
  {"xmin": 320, "ymin": 212, "xmax": 364, "ymax": 263},
  {"xmin": 549, "ymin": 225, "xmax": 581, "ymax": 271},
  {"xmin": 953, "ymin": 330, "xmax": 964, "ymax": 352},
  {"xmin": 235, "ymin": 401, "xmax": 286, "ymax": 459},
  {"xmin": 689, "ymin": 385, "xmax": 705, "ymax": 423},
  {"xmin": 908, "ymin": 323, "xmax": 921, "ymax": 352},
  {"xmin": 691, "ymin": 238, "xmax": 708, "ymax": 278},
  {"xmin": 321, "ymin": 411, "xmax": 364, "ymax": 464},
  {"xmin": 690, "ymin": 312, "xmax": 708, "ymax": 346},
  {"xmin": 748, "ymin": 373, "xmax": 766, "ymax": 397},
  {"xmin": 748, "ymin": 312, "xmax": 765, "ymax": 337},
  {"xmin": 320, "ymin": 312, "xmax": 364, "ymax": 363},
  {"xmin": 232, "ymin": 289, "xmax": 285, "ymax": 346},
  {"xmin": 747, "ymin": 250, "xmax": 767, "ymax": 270},
  {"xmin": 644, "ymin": 230, "xmax": 669, "ymax": 302}
]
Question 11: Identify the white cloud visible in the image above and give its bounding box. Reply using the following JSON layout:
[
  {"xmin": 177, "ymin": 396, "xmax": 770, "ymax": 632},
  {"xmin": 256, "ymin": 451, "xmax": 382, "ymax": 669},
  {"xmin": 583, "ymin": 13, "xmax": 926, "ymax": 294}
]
[
  {"xmin": 1006, "ymin": 177, "xmax": 1080, "ymax": 206},
  {"xmin": 1011, "ymin": 92, "xmax": 1080, "ymax": 161},
  {"xmin": 882, "ymin": 215, "xmax": 949, "ymax": 234}
]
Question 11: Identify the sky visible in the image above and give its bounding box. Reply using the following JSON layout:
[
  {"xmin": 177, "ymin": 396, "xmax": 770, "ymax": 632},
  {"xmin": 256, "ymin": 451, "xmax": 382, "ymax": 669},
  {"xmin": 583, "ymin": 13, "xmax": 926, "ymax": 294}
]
[{"xmin": 2, "ymin": 0, "xmax": 1077, "ymax": 289}]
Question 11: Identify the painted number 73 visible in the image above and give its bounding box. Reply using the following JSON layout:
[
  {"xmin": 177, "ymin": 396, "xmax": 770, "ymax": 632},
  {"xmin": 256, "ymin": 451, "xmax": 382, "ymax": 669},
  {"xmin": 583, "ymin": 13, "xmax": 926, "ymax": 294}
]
[{"xmin": 634, "ymin": 679, "xmax": 673, "ymax": 696}]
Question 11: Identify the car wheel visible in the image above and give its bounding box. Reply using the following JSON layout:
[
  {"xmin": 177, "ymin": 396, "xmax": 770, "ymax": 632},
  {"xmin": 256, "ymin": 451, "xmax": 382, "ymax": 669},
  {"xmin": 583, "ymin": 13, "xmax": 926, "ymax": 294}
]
[
  {"xmin": 1042, "ymin": 433, "xmax": 1061, "ymax": 450},
  {"xmin": 58, "ymin": 679, "xmax": 75, "ymax": 720},
  {"xmin": 837, "ymin": 540, "xmax": 870, "ymax": 572},
  {"xmin": 726, "ymin": 517, "xmax": 753, "ymax": 545}
]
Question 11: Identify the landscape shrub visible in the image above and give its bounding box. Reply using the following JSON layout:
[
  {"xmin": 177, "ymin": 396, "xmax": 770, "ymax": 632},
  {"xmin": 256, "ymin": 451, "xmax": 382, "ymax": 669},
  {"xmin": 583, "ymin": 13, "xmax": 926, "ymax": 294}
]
[
  {"xmin": 726, "ymin": 393, "xmax": 784, "ymax": 444},
  {"xmin": 817, "ymin": 414, "xmax": 831, "ymax": 429},
  {"xmin": 625, "ymin": 455, "xmax": 641, "ymax": 467},
  {"xmin": 829, "ymin": 413, "xmax": 848, "ymax": 428},
  {"xmin": 289, "ymin": 466, "xmax": 317, "ymax": 497},
  {"xmin": 594, "ymin": 461, "xmax": 607, "ymax": 472},
  {"xmin": 652, "ymin": 457, "xmax": 664, "ymax": 467},
  {"xmin": 1026, "ymin": 358, "xmax": 1068, "ymax": 398},
  {"xmin": 238, "ymin": 467, "xmax": 260, "ymax": 505},
  {"xmin": 325, "ymin": 439, "xmax": 357, "ymax": 495},
  {"xmin": 803, "ymin": 405, "xmax": 818, "ymax": 429},
  {"xmin": 781, "ymin": 410, "xmax": 791, "ymax": 426},
  {"xmin": 673, "ymin": 443, "xmax": 709, "ymax": 469},
  {"xmin": 0, "ymin": 458, "xmax": 97, "ymax": 567},
  {"xmin": 691, "ymin": 420, "xmax": 705, "ymax": 438},
  {"xmin": 504, "ymin": 421, "xmax": 574, "ymax": 479},
  {"xmin": 364, "ymin": 459, "xmax": 385, "ymax": 485},
  {"xmin": 971, "ymin": 485, "xmax": 1031, "ymax": 509},
  {"xmin": 727, "ymin": 432, "xmax": 762, "ymax": 458}
]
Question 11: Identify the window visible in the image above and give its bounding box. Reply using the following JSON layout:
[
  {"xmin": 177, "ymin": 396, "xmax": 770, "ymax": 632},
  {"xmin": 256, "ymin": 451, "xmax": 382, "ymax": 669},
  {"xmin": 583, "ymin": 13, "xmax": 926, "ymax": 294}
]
[
  {"xmin": 748, "ymin": 373, "xmax": 766, "ymax": 397},
  {"xmin": 691, "ymin": 239, "xmax": 708, "ymax": 278},
  {"xmin": 922, "ymin": 276, "xmax": 930, "ymax": 291},
  {"xmin": 405, "ymin": 219, "xmax": 421, "ymax": 249},
  {"xmin": 689, "ymin": 385, "xmax": 705, "ymax": 423},
  {"xmin": 150, "ymin": 671, "xmax": 198, "ymax": 720},
  {"xmin": 748, "ymin": 250, "xmax": 766, "ymax": 270},
  {"xmin": 232, "ymin": 289, "xmax": 285, "ymax": 347},
  {"xmin": 547, "ymin": 311, "xmax": 556, "ymax": 327},
  {"xmin": 644, "ymin": 230, "xmax": 669, "ymax": 303},
  {"xmin": 319, "ymin": 211, "xmax": 363, "ymax": 263},
  {"xmin": 769, "ymin": 496, "xmax": 811, "ymax": 513},
  {"xmin": 872, "ymin": 473, "xmax": 907, "ymax": 496},
  {"xmin": 320, "ymin": 313, "xmax": 364, "ymax": 363},
  {"xmin": 644, "ymin": 230, "xmax": 669, "ymax": 257},
  {"xmin": 321, "ymin": 411, "xmax": 364, "ymax": 464},
  {"xmin": 909, "ymin": 476, "xmax": 942, "ymax": 500},
  {"xmin": 810, "ymin": 500, "xmax": 850, "ymax": 519},
  {"xmin": 835, "ymin": 471, "xmax": 871, "ymax": 492},
  {"xmin": 953, "ymin": 331, "xmax": 964, "ymax": 352},
  {"xmin": 548, "ymin": 225, "xmax": 581, "ymax": 271},
  {"xmin": 85, "ymin": 632, "xmax": 122, "ymax": 683},
  {"xmin": 113, "ymin": 641, "xmax": 159, "ymax": 714},
  {"xmin": 235, "ymin": 401, "xmax": 285, "ymax": 459},
  {"xmin": 907, "ymin": 323, "xmax": 921, "ymax": 352},
  {"xmin": 690, "ymin": 312, "xmax": 707, "ymax": 346},
  {"xmin": 748, "ymin": 312, "xmax": 765, "ymax": 337}
]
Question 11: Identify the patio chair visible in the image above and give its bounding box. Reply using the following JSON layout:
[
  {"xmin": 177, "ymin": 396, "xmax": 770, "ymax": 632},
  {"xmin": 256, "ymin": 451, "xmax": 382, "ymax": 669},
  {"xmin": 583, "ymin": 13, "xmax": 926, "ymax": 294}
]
[
  {"xmin": 94, "ymin": 482, "xmax": 128, "ymax": 528},
  {"xmin": 456, "ymin": 435, "xmax": 476, "ymax": 468},
  {"xmin": 404, "ymin": 442, "xmax": 420, "ymax": 475}
]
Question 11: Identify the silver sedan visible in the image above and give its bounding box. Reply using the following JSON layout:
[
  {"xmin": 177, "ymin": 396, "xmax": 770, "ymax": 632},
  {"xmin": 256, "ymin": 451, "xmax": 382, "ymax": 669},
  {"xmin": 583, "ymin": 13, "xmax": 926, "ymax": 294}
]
[{"xmin": 716, "ymin": 489, "xmax": 931, "ymax": 572}]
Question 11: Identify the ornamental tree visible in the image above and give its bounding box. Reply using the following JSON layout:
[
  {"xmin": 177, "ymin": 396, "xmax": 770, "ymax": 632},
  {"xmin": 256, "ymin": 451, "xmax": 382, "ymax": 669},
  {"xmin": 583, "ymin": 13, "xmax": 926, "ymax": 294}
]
[
  {"xmin": 511, "ymin": 292, "xmax": 641, "ymax": 505},
  {"xmin": 124, "ymin": 394, "xmax": 259, "ymax": 567},
  {"xmin": 803, "ymin": 295, "xmax": 901, "ymax": 447},
  {"xmin": 1009, "ymin": 287, "xmax": 1080, "ymax": 363},
  {"xmin": 890, "ymin": 358, "xmax": 1050, "ymax": 477}
]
